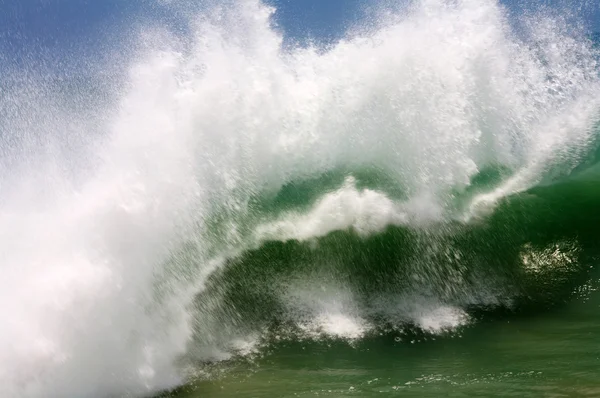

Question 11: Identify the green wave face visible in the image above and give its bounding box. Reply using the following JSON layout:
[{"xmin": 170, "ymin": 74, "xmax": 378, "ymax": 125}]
[
  {"xmin": 163, "ymin": 161, "xmax": 600, "ymax": 397},
  {"xmin": 185, "ymin": 162, "xmax": 600, "ymax": 361}
]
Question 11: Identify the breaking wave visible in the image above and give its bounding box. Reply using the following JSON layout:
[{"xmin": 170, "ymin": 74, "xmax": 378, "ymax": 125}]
[{"xmin": 1, "ymin": 0, "xmax": 600, "ymax": 397}]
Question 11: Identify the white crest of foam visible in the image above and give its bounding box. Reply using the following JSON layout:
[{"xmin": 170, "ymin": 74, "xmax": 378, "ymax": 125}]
[
  {"xmin": 282, "ymin": 281, "xmax": 371, "ymax": 340},
  {"xmin": 254, "ymin": 177, "xmax": 408, "ymax": 242},
  {"xmin": 370, "ymin": 294, "xmax": 471, "ymax": 334},
  {"xmin": 468, "ymin": 93, "xmax": 600, "ymax": 217},
  {"xmin": 283, "ymin": 281, "xmax": 471, "ymax": 340},
  {"xmin": 412, "ymin": 305, "xmax": 469, "ymax": 333}
]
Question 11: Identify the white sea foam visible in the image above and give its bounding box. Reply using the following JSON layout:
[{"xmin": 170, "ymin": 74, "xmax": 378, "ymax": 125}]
[{"xmin": 254, "ymin": 177, "xmax": 408, "ymax": 242}]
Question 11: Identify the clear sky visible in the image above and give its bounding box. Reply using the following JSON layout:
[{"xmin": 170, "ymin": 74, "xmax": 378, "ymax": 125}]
[{"xmin": 0, "ymin": 0, "xmax": 598, "ymax": 71}]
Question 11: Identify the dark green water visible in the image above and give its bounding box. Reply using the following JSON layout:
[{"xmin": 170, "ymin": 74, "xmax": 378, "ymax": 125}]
[
  {"xmin": 166, "ymin": 283, "xmax": 600, "ymax": 397},
  {"xmin": 157, "ymin": 163, "xmax": 600, "ymax": 398}
]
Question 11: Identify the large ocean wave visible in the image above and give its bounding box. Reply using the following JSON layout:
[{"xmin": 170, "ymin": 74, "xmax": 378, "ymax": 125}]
[{"xmin": 1, "ymin": 0, "xmax": 600, "ymax": 397}]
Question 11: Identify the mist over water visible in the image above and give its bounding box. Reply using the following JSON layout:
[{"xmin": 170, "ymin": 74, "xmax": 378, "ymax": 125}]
[{"xmin": 1, "ymin": 0, "xmax": 600, "ymax": 397}]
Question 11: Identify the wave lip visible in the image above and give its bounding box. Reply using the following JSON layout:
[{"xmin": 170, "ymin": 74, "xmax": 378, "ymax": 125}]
[{"xmin": 254, "ymin": 177, "xmax": 409, "ymax": 242}]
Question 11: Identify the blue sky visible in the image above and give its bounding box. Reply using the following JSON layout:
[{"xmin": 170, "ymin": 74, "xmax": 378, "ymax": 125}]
[
  {"xmin": 0, "ymin": 0, "xmax": 598, "ymax": 71},
  {"xmin": 2, "ymin": 0, "xmax": 599, "ymax": 42}
]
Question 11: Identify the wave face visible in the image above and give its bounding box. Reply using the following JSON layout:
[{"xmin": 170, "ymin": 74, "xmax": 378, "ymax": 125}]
[{"xmin": 1, "ymin": 0, "xmax": 600, "ymax": 397}]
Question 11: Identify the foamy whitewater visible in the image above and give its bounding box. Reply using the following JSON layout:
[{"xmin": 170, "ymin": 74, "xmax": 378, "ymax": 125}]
[{"xmin": 1, "ymin": 0, "xmax": 599, "ymax": 396}]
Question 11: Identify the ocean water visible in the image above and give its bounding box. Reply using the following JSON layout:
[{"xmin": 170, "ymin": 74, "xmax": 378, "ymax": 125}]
[{"xmin": 2, "ymin": 0, "xmax": 600, "ymax": 397}]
